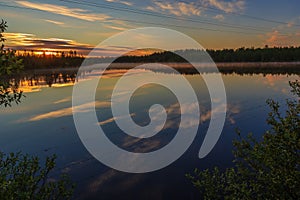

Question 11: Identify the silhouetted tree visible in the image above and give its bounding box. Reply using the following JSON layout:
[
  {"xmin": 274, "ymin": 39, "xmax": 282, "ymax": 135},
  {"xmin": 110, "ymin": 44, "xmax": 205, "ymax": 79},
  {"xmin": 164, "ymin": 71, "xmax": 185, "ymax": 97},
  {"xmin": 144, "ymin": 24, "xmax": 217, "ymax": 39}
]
[{"xmin": 0, "ymin": 19, "xmax": 23, "ymax": 107}]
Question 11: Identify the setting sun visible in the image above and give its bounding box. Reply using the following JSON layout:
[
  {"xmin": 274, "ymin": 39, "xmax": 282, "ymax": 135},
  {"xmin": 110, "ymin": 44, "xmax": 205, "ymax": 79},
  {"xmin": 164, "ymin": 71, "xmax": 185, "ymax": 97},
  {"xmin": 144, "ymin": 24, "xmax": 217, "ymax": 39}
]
[{"xmin": 33, "ymin": 50, "xmax": 55, "ymax": 56}]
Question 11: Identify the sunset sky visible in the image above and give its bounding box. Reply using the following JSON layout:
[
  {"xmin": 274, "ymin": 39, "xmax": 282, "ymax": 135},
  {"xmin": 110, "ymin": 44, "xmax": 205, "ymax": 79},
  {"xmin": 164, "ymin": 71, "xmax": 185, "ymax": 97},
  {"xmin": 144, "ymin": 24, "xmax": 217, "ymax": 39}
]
[{"xmin": 1, "ymin": 0, "xmax": 300, "ymax": 55}]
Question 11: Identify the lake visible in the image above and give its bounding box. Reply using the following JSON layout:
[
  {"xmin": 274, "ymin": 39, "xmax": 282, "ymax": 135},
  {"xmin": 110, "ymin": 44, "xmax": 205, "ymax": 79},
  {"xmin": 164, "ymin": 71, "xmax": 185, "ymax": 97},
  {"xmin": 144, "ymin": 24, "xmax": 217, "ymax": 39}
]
[{"xmin": 0, "ymin": 68, "xmax": 298, "ymax": 199}]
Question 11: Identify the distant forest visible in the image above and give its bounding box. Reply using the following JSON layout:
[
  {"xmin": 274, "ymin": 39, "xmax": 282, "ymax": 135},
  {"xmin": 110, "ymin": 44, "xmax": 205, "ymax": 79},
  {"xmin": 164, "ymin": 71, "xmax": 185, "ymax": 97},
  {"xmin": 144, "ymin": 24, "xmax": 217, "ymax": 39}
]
[
  {"xmin": 209, "ymin": 46, "xmax": 300, "ymax": 62},
  {"xmin": 16, "ymin": 50, "xmax": 84, "ymax": 69},
  {"xmin": 116, "ymin": 46, "xmax": 300, "ymax": 63},
  {"xmin": 14, "ymin": 46, "xmax": 300, "ymax": 70}
]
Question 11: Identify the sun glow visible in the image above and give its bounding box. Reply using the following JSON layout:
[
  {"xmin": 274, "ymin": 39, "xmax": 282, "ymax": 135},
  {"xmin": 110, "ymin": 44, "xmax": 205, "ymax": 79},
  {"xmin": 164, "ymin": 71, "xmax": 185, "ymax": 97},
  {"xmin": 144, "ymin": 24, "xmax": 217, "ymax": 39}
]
[{"xmin": 33, "ymin": 49, "xmax": 58, "ymax": 56}]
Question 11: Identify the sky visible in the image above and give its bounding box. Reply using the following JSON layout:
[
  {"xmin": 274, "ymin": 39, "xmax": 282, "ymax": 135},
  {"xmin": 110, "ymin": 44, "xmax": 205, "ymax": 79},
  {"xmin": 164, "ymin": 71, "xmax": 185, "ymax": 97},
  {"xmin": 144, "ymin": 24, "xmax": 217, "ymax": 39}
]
[{"xmin": 1, "ymin": 0, "xmax": 300, "ymax": 55}]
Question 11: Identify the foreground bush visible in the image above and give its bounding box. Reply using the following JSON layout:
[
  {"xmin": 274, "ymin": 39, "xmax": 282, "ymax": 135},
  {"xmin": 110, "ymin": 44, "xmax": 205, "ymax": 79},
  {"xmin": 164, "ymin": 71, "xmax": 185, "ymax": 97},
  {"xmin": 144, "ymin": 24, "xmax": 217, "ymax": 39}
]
[
  {"xmin": 187, "ymin": 80, "xmax": 300, "ymax": 199},
  {"xmin": 0, "ymin": 152, "xmax": 74, "ymax": 200}
]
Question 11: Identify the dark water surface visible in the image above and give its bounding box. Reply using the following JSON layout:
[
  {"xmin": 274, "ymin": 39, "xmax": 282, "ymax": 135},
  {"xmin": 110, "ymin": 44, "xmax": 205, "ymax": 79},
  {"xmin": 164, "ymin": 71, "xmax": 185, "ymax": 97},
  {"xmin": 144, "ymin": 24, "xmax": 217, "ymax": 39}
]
[{"xmin": 0, "ymin": 70, "xmax": 298, "ymax": 199}]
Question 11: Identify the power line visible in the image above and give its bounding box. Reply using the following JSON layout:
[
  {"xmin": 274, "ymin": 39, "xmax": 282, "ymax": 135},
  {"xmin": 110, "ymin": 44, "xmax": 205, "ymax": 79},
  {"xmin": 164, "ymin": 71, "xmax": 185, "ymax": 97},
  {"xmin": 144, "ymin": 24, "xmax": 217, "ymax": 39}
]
[
  {"xmin": 0, "ymin": 1, "xmax": 292, "ymax": 36},
  {"xmin": 203, "ymin": 4, "xmax": 300, "ymax": 27},
  {"xmin": 0, "ymin": 2, "xmax": 48, "ymax": 12},
  {"xmin": 115, "ymin": 18, "xmax": 259, "ymax": 35},
  {"xmin": 0, "ymin": 2, "xmax": 270, "ymax": 35},
  {"xmin": 155, "ymin": 0, "xmax": 300, "ymax": 27},
  {"xmin": 59, "ymin": 0, "xmax": 272, "ymax": 33}
]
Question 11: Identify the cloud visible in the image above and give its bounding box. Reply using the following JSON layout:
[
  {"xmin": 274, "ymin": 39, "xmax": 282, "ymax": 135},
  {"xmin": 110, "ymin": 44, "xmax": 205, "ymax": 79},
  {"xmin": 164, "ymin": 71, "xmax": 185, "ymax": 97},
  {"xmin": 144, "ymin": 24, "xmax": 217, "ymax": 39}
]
[
  {"xmin": 3, "ymin": 32, "xmax": 143, "ymax": 56},
  {"xmin": 25, "ymin": 101, "xmax": 110, "ymax": 122},
  {"xmin": 86, "ymin": 169, "xmax": 143, "ymax": 195},
  {"xmin": 264, "ymin": 28, "xmax": 300, "ymax": 47},
  {"xmin": 103, "ymin": 25, "xmax": 129, "ymax": 31},
  {"xmin": 267, "ymin": 31, "xmax": 281, "ymax": 43},
  {"xmin": 199, "ymin": 103, "xmax": 239, "ymax": 124},
  {"xmin": 203, "ymin": 0, "xmax": 245, "ymax": 13},
  {"xmin": 152, "ymin": 101, "xmax": 238, "ymax": 129},
  {"xmin": 106, "ymin": 0, "xmax": 133, "ymax": 6},
  {"xmin": 213, "ymin": 14, "xmax": 225, "ymax": 21},
  {"xmin": 3, "ymin": 32, "xmax": 94, "ymax": 53},
  {"xmin": 2, "ymin": 32, "xmax": 35, "ymax": 45},
  {"xmin": 146, "ymin": 0, "xmax": 244, "ymax": 17},
  {"xmin": 98, "ymin": 113, "xmax": 135, "ymax": 126},
  {"xmin": 263, "ymin": 74, "xmax": 285, "ymax": 87},
  {"xmin": 102, "ymin": 19, "xmax": 135, "ymax": 31},
  {"xmin": 273, "ymin": 20, "xmax": 298, "ymax": 31},
  {"xmin": 226, "ymin": 104, "xmax": 240, "ymax": 124},
  {"xmin": 266, "ymin": 17, "xmax": 300, "ymax": 46},
  {"xmin": 145, "ymin": 6, "xmax": 156, "ymax": 12},
  {"xmin": 16, "ymin": 1, "xmax": 111, "ymax": 22},
  {"xmin": 148, "ymin": 1, "xmax": 202, "ymax": 16},
  {"xmin": 282, "ymin": 16, "xmax": 300, "ymax": 29},
  {"xmin": 287, "ymin": 21, "xmax": 294, "ymax": 28},
  {"xmin": 44, "ymin": 19, "xmax": 65, "ymax": 26},
  {"xmin": 53, "ymin": 97, "xmax": 72, "ymax": 104}
]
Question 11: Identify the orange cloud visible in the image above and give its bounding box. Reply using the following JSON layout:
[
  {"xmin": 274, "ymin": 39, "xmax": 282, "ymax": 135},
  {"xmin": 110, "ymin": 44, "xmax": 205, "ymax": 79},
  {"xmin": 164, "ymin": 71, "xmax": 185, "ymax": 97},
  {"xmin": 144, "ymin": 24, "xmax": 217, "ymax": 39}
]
[
  {"xmin": 267, "ymin": 31, "xmax": 282, "ymax": 43},
  {"xmin": 103, "ymin": 25, "xmax": 129, "ymax": 31},
  {"xmin": 265, "ymin": 28, "xmax": 300, "ymax": 47},
  {"xmin": 287, "ymin": 21, "xmax": 294, "ymax": 28},
  {"xmin": 148, "ymin": 1, "xmax": 202, "ymax": 16},
  {"xmin": 204, "ymin": 0, "xmax": 245, "ymax": 13},
  {"xmin": 263, "ymin": 74, "xmax": 285, "ymax": 87},
  {"xmin": 16, "ymin": 1, "xmax": 111, "ymax": 22},
  {"xmin": 3, "ymin": 32, "xmax": 95, "ymax": 54},
  {"xmin": 25, "ymin": 101, "xmax": 110, "ymax": 122},
  {"xmin": 147, "ymin": 0, "xmax": 244, "ymax": 17},
  {"xmin": 44, "ymin": 19, "xmax": 65, "ymax": 26}
]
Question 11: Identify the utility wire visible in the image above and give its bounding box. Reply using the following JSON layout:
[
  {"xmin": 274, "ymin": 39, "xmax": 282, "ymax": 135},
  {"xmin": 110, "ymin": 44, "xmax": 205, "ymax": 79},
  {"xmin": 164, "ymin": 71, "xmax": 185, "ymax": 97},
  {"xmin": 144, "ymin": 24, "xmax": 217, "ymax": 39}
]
[
  {"xmin": 114, "ymin": 18, "xmax": 259, "ymax": 34},
  {"xmin": 0, "ymin": 1, "xmax": 292, "ymax": 36},
  {"xmin": 59, "ymin": 0, "xmax": 272, "ymax": 33},
  {"xmin": 0, "ymin": 2, "xmax": 271, "ymax": 35},
  {"xmin": 154, "ymin": 0, "xmax": 300, "ymax": 27}
]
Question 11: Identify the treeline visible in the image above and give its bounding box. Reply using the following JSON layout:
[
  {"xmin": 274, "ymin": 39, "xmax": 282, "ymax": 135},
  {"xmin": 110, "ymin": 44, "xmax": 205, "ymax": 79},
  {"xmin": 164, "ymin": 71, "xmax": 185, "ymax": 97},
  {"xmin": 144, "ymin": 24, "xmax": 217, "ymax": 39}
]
[
  {"xmin": 115, "ymin": 46, "xmax": 300, "ymax": 63},
  {"xmin": 208, "ymin": 46, "xmax": 300, "ymax": 62},
  {"xmin": 16, "ymin": 50, "xmax": 84, "ymax": 69},
  {"xmin": 13, "ymin": 46, "xmax": 300, "ymax": 70}
]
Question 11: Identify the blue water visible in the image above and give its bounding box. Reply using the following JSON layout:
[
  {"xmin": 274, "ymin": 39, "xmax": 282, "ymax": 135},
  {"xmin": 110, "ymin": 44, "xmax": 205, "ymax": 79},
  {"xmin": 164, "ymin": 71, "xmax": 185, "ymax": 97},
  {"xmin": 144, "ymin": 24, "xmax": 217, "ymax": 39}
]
[{"xmin": 0, "ymin": 71, "xmax": 298, "ymax": 199}]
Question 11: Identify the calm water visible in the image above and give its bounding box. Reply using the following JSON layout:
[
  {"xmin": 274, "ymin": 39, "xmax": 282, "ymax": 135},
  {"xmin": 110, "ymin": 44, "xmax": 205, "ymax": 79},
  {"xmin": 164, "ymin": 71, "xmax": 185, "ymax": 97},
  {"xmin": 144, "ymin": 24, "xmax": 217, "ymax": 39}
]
[{"xmin": 0, "ymin": 70, "xmax": 298, "ymax": 199}]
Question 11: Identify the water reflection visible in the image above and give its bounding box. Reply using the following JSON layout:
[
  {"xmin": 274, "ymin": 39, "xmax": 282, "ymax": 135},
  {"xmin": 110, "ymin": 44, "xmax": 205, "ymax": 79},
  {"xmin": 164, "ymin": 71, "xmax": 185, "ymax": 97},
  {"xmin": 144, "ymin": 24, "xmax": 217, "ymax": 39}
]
[
  {"xmin": 18, "ymin": 71, "xmax": 76, "ymax": 89},
  {"xmin": 14, "ymin": 69, "xmax": 141, "ymax": 93},
  {"xmin": 20, "ymin": 101, "xmax": 110, "ymax": 122},
  {"xmin": 0, "ymin": 67, "xmax": 299, "ymax": 200},
  {"xmin": 7, "ymin": 64, "xmax": 300, "ymax": 94}
]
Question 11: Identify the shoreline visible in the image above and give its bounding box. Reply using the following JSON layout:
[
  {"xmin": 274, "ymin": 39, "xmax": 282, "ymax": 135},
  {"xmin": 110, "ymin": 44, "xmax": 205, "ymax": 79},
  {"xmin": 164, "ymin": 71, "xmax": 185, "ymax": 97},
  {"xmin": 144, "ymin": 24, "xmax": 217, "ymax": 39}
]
[{"xmin": 23, "ymin": 62, "xmax": 300, "ymax": 75}]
